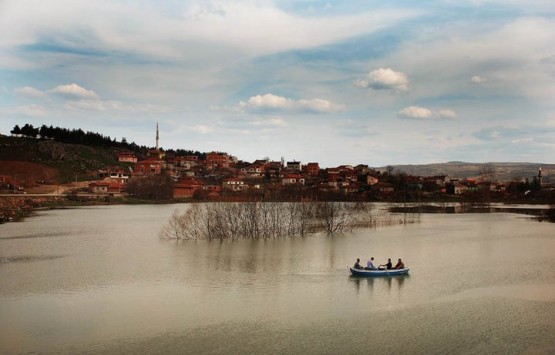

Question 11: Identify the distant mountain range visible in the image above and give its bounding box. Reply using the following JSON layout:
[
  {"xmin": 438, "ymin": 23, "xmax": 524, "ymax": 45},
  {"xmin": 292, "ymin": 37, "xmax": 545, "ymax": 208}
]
[{"xmin": 382, "ymin": 162, "xmax": 553, "ymax": 182}]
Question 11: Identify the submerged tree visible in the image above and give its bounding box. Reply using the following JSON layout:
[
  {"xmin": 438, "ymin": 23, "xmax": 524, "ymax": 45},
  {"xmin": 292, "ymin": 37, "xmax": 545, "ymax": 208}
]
[{"xmin": 160, "ymin": 201, "xmax": 379, "ymax": 240}]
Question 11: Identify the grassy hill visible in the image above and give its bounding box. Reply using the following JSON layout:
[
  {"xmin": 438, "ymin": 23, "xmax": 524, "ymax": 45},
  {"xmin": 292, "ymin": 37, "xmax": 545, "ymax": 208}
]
[
  {"xmin": 387, "ymin": 162, "xmax": 554, "ymax": 182},
  {"xmin": 0, "ymin": 135, "xmax": 134, "ymax": 184}
]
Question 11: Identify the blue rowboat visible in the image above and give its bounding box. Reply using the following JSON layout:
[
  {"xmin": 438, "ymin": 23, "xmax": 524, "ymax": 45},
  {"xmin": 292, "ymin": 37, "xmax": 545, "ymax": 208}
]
[{"xmin": 349, "ymin": 267, "xmax": 409, "ymax": 277}]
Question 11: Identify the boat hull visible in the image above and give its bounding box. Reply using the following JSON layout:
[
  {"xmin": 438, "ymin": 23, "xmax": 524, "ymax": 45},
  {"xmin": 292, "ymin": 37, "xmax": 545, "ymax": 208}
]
[{"xmin": 349, "ymin": 267, "xmax": 409, "ymax": 277}]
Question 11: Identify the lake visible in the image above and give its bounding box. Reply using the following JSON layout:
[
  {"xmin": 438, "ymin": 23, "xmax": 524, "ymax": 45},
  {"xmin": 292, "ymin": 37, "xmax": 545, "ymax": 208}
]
[{"xmin": 1, "ymin": 204, "xmax": 554, "ymax": 354}]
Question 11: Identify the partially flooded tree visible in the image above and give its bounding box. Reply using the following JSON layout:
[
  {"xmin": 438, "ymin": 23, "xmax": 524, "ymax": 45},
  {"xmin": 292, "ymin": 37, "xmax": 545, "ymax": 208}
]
[
  {"xmin": 160, "ymin": 202, "xmax": 387, "ymax": 240},
  {"xmin": 316, "ymin": 202, "xmax": 351, "ymax": 234}
]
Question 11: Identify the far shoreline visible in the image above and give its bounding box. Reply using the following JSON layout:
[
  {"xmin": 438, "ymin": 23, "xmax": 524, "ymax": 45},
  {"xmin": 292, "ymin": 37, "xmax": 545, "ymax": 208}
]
[{"xmin": 1, "ymin": 194, "xmax": 553, "ymax": 225}]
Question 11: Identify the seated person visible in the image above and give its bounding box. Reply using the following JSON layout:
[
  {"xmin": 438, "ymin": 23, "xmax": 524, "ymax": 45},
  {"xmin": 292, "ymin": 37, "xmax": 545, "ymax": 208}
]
[
  {"xmin": 353, "ymin": 258, "xmax": 363, "ymax": 269},
  {"xmin": 393, "ymin": 258, "xmax": 405, "ymax": 269},
  {"xmin": 366, "ymin": 257, "xmax": 377, "ymax": 270},
  {"xmin": 378, "ymin": 258, "xmax": 392, "ymax": 270}
]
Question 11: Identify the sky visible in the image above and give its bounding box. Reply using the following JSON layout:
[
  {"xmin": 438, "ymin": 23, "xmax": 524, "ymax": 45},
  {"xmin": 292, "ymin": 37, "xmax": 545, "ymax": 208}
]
[{"xmin": 1, "ymin": 0, "xmax": 554, "ymax": 167}]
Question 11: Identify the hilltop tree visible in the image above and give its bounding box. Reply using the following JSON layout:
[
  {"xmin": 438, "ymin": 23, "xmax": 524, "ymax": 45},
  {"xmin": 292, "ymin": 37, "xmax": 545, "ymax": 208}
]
[
  {"xmin": 10, "ymin": 125, "xmax": 21, "ymax": 135},
  {"xmin": 20, "ymin": 124, "xmax": 39, "ymax": 138}
]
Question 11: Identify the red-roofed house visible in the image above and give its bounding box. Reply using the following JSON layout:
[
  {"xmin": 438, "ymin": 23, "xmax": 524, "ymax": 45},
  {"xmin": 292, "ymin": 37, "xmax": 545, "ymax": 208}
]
[
  {"xmin": 241, "ymin": 164, "xmax": 265, "ymax": 177},
  {"xmin": 118, "ymin": 153, "xmax": 138, "ymax": 163},
  {"xmin": 305, "ymin": 162, "xmax": 320, "ymax": 176},
  {"xmin": 134, "ymin": 158, "xmax": 162, "ymax": 175},
  {"xmin": 367, "ymin": 175, "xmax": 379, "ymax": 185},
  {"xmin": 282, "ymin": 174, "xmax": 305, "ymax": 186},
  {"xmin": 173, "ymin": 178, "xmax": 204, "ymax": 198},
  {"xmin": 206, "ymin": 152, "xmax": 233, "ymax": 168}
]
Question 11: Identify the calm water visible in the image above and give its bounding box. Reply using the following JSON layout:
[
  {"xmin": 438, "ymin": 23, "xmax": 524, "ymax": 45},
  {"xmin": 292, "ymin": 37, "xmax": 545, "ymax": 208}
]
[{"xmin": 1, "ymin": 204, "xmax": 554, "ymax": 354}]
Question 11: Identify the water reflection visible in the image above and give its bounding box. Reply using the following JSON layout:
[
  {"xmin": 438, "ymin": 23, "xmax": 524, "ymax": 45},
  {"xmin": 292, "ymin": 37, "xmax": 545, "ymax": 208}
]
[
  {"xmin": 2, "ymin": 205, "xmax": 555, "ymax": 354},
  {"xmin": 349, "ymin": 275, "xmax": 409, "ymax": 295}
]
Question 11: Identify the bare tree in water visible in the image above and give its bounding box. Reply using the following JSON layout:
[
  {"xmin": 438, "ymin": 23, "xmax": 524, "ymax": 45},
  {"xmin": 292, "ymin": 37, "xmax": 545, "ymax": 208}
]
[{"xmin": 160, "ymin": 201, "xmax": 382, "ymax": 240}]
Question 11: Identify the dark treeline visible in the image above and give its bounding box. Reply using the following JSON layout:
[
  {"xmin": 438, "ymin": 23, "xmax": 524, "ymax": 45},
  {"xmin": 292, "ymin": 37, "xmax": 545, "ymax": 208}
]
[
  {"xmin": 10, "ymin": 123, "xmax": 147, "ymax": 153},
  {"xmin": 9, "ymin": 123, "xmax": 204, "ymax": 158}
]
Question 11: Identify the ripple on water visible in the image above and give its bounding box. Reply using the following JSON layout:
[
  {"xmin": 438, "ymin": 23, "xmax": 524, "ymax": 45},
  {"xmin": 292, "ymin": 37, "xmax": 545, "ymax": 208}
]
[
  {"xmin": 436, "ymin": 284, "xmax": 555, "ymax": 303},
  {"xmin": 0, "ymin": 255, "xmax": 66, "ymax": 264},
  {"xmin": 0, "ymin": 232, "xmax": 74, "ymax": 240}
]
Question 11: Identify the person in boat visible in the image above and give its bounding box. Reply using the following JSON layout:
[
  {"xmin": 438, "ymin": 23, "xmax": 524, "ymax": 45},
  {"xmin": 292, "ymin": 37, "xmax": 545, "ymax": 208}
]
[
  {"xmin": 366, "ymin": 257, "xmax": 377, "ymax": 270},
  {"xmin": 378, "ymin": 258, "xmax": 392, "ymax": 270},
  {"xmin": 353, "ymin": 258, "xmax": 364, "ymax": 269},
  {"xmin": 393, "ymin": 258, "xmax": 405, "ymax": 270}
]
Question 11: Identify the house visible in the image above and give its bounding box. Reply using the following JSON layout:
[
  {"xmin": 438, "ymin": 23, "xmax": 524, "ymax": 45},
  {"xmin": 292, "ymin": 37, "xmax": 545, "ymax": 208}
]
[
  {"xmin": 366, "ymin": 175, "xmax": 379, "ymax": 185},
  {"xmin": 108, "ymin": 170, "xmax": 130, "ymax": 184},
  {"xmin": 174, "ymin": 156, "xmax": 197, "ymax": 168},
  {"xmin": 340, "ymin": 183, "xmax": 359, "ymax": 194},
  {"xmin": 173, "ymin": 178, "xmax": 204, "ymax": 198},
  {"xmin": 337, "ymin": 165, "xmax": 354, "ymax": 172},
  {"xmin": 203, "ymin": 185, "xmax": 221, "ymax": 199},
  {"xmin": 374, "ymin": 182, "xmax": 394, "ymax": 195},
  {"xmin": 305, "ymin": 162, "xmax": 320, "ymax": 176},
  {"xmin": 206, "ymin": 152, "xmax": 234, "ymax": 168},
  {"xmin": 425, "ymin": 175, "xmax": 450, "ymax": 186},
  {"xmin": 264, "ymin": 161, "xmax": 282, "ymax": 178},
  {"xmin": 490, "ymin": 183, "xmax": 507, "ymax": 193},
  {"xmin": 326, "ymin": 167, "xmax": 340, "ymax": 176},
  {"xmin": 282, "ymin": 174, "xmax": 305, "ymax": 186},
  {"xmin": 89, "ymin": 181, "xmax": 125, "ymax": 194},
  {"xmin": 134, "ymin": 158, "xmax": 162, "ymax": 175},
  {"xmin": 118, "ymin": 153, "xmax": 137, "ymax": 163},
  {"xmin": 222, "ymin": 178, "xmax": 247, "ymax": 192},
  {"xmin": 453, "ymin": 182, "xmax": 469, "ymax": 195},
  {"xmin": 287, "ymin": 161, "xmax": 301, "ymax": 172},
  {"xmin": 242, "ymin": 164, "xmax": 265, "ymax": 177},
  {"xmin": 355, "ymin": 164, "xmax": 372, "ymax": 174}
]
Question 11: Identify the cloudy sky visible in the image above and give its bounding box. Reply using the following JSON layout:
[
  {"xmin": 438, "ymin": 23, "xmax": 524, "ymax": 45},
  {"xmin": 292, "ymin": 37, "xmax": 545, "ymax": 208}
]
[{"xmin": 1, "ymin": 0, "xmax": 554, "ymax": 167}]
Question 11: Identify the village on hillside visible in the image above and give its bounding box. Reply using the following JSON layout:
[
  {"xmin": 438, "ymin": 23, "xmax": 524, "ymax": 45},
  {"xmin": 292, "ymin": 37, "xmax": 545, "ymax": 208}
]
[{"xmin": 1, "ymin": 124, "xmax": 553, "ymax": 203}]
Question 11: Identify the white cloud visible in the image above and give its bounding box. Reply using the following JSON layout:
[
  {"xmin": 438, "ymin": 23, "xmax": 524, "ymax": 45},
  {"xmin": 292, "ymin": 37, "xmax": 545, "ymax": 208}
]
[
  {"xmin": 398, "ymin": 106, "xmax": 432, "ymax": 119},
  {"xmin": 239, "ymin": 93, "xmax": 344, "ymax": 113},
  {"xmin": 49, "ymin": 83, "xmax": 99, "ymax": 99},
  {"xmin": 511, "ymin": 137, "xmax": 534, "ymax": 144},
  {"xmin": 181, "ymin": 3, "xmax": 418, "ymax": 55},
  {"xmin": 244, "ymin": 94, "xmax": 293, "ymax": 110},
  {"xmin": 14, "ymin": 86, "xmax": 47, "ymax": 98},
  {"xmin": 251, "ymin": 118, "xmax": 288, "ymax": 127},
  {"xmin": 0, "ymin": 1, "xmax": 419, "ymax": 62},
  {"xmin": 398, "ymin": 106, "xmax": 457, "ymax": 120},
  {"xmin": 64, "ymin": 99, "xmax": 170, "ymax": 113},
  {"xmin": 391, "ymin": 17, "xmax": 555, "ymax": 102},
  {"xmin": 355, "ymin": 68, "xmax": 409, "ymax": 91},
  {"xmin": 297, "ymin": 98, "xmax": 345, "ymax": 113},
  {"xmin": 470, "ymin": 75, "xmax": 486, "ymax": 84},
  {"xmin": 438, "ymin": 109, "xmax": 457, "ymax": 119}
]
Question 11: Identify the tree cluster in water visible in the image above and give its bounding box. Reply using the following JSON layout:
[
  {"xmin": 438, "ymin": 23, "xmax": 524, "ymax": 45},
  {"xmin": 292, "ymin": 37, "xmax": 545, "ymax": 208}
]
[{"xmin": 160, "ymin": 201, "xmax": 386, "ymax": 240}]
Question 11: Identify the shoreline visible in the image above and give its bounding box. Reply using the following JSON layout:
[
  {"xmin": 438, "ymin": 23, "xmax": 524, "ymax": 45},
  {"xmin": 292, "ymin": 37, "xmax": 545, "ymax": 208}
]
[{"xmin": 1, "ymin": 195, "xmax": 553, "ymax": 225}]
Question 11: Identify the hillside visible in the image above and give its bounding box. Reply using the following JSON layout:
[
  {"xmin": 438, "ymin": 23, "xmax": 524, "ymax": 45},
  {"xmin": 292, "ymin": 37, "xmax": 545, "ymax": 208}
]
[
  {"xmin": 387, "ymin": 162, "xmax": 553, "ymax": 182},
  {"xmin": 1, "ymin": 135, "xmax": 553, "ymax": 186},
  {"xmin": 0, "ymin": 135, "xmax": 133, "ymax": 184}
]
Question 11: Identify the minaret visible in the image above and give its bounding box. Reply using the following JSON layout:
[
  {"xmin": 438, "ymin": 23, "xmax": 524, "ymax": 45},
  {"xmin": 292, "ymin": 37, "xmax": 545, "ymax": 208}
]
[
  {"xmin": 156, "ymin": 122, "xmax": 159, "ymax": 151},
  {"xmin": 538, "ymin": 167, "xmax": 543, "ymax": 186}
]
